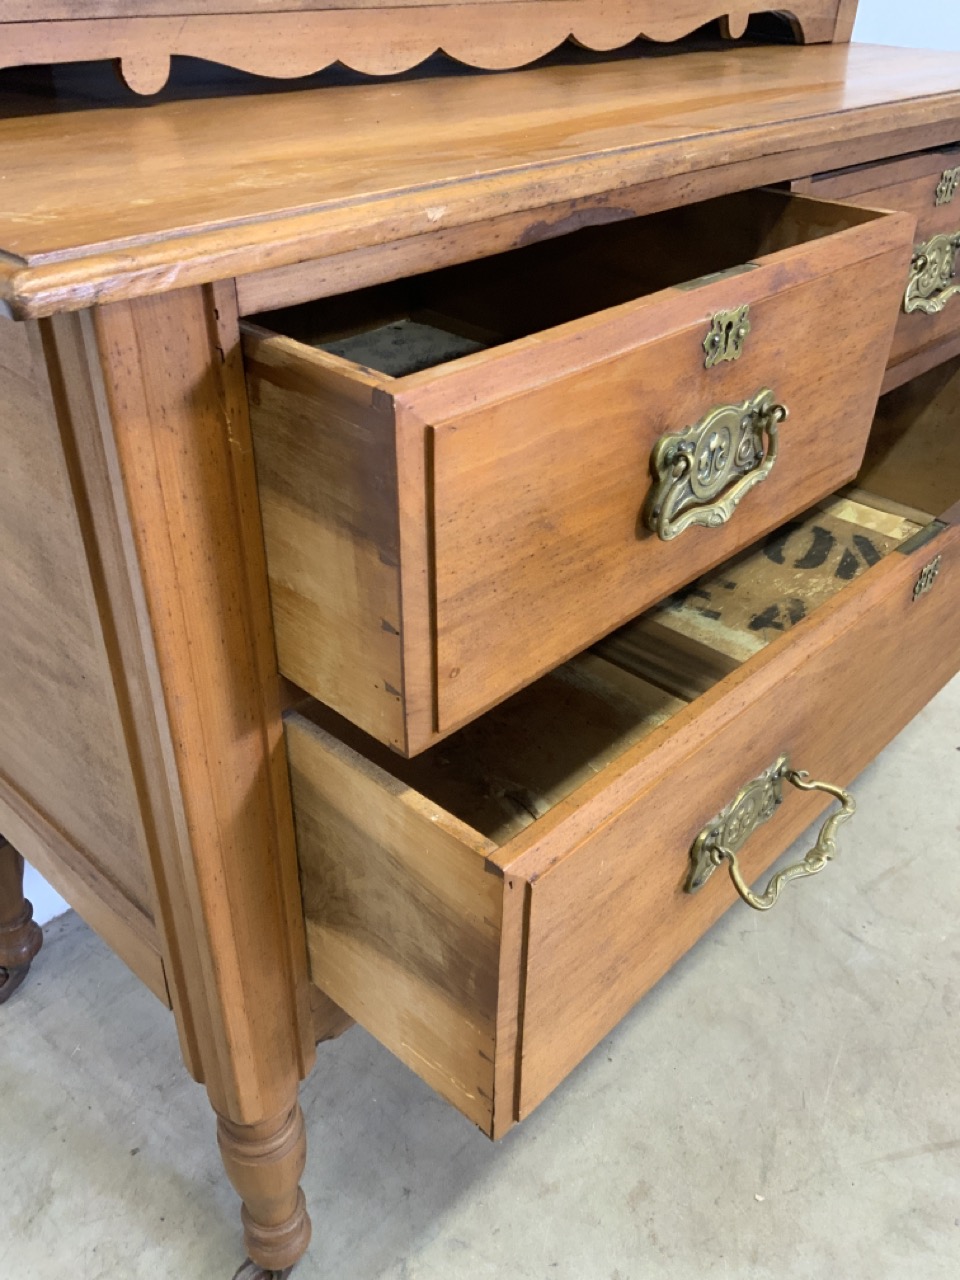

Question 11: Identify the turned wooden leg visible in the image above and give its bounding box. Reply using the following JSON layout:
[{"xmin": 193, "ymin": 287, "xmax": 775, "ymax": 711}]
[
  {"xmin": 218, "ymin": 1099, "xmax": 311, "ymax": 1277},
  {"xmin": 0, "ymin": 837, "xmax": 43, "ymax": 1006}
]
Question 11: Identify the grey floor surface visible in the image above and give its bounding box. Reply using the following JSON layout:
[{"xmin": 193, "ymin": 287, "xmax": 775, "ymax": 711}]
[{"xmin": 2, "ymin": 676, "xmax": 959, "ymax": 1280}]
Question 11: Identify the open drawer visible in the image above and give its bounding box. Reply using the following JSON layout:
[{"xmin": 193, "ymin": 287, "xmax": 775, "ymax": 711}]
[
  {"xmin": 286, "ymin": 361, "xmax": 960, "ymax": 1137},
  {"xmin": 245, "ymin": 190, "xmax": 915, "ymax": 754}
]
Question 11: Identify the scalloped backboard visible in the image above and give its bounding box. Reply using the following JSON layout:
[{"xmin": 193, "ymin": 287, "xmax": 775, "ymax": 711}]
[{"xmin": 0, "ymin": 1, "xmax": 858, "ymax": 94}]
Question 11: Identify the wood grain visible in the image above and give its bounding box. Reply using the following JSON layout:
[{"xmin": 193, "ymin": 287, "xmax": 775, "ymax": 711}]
[
  {"xmin": 2, "ymin": 44, "xmax": 959, "ymax": 316},
  {"xmin": 832, "ymin": 0, "xmax": 859, "ymax": 42},
  {"xmin": 76, "ymin": 284, "xmax": 316, "ymax": 1116},
  {"xmin": 0, "ymin": 316, "xmax": 166, "ymax": 992},
  {"xmin": 14, "ymin": 280, "xmax": 320, "ymax": 1269},
  {"xmin": 509, "ymin": 521, "xmax": 960, "ymax": 1117},
  {"xmin": 881, "ymin": 330, "xmax": 960, "ymax": 396},
  {"xmin": 0, "ymin": 773, "xmax": 169, "ymax": 1002},
  {"xmin": 0, "ymin": 2, "xmax": 846, "ymax": 93},
  {"xmin": 236, "ymin": 122, "xmax": 960, "ymax": 318},
  {"xmin": 52, "ymin": 286, "xmax": 317, "ymax": 1267},
  {"xmin": 422, "ymin": 210, "xmax": 910, "ymax": 735},
  {"xmin": 286, "ymin": 709, "xmax": 504, "ymax": 1131},
  {"xmin": 244, "ymin": 333, "xmax": 407, "ymax": 751},
  {"xmin": 246, "ymin": 195, "xmax": 913, "ymax": 751}
]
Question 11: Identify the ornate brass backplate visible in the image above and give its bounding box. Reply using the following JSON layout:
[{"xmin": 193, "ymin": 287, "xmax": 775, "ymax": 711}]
[
  {"xmin": 703, "ymin": 305, "xmax": 751, "ymax": 368},
  {"xmin": 913, "ymin": 554, "xmax": 943, "ymax": 600},
  {"xmin": 935, "ymin": 166, "xmax": 960, "ymax": 206},
  {"xmin": 644, "ymin": 389, "xmax": 787, "ymax": 542},
  {"xmin": 687, "ymin": 757, "xmax": 787, "ymax": 893},
  {"xmin": 904, "ymin": 231, "xmax": 960, "ymax": 315},
  {"xmin": 687, "ymin": 758, "xmax": 857, "ymax": 912}
]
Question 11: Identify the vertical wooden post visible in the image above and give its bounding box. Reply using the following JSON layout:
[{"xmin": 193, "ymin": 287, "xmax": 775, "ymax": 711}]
[
  {"xmin": 0, "ymin": 836, "xmax": 43, "ymax": 1005},
  {"xmin": 46, "ymin": 284, "xmax": 316, "ymax": 1272},
  {"xmin": 833, "ymin": 0, "xmax": 860, "ymax": 42}
]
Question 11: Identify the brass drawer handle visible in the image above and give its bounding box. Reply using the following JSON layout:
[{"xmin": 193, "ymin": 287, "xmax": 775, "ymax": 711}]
[
  {"xmin": 904, "ymin": 231, "xmax": 960, "ymax": 315},
  {"xmin": 645, "ymin": 389, "xmax": 788, "ymax": 542},
  {"xmin": 686, "ymin": 756, "xmax": 857, "ymax": 913}
]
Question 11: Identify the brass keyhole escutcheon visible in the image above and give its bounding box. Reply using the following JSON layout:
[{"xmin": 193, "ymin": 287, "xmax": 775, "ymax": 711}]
[
  {"xmin": 935, "ymin": 166, "xmax": 960, "ymax": 206},
  {"xmin": 704, "ymin": 305, "xmax": 751, "ymax": 368},
  {"xmin": 913, "ymin": 554, "xmax": 943, "ymax": 600}
]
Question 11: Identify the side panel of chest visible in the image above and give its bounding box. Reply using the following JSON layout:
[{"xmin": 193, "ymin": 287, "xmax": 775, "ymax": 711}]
[{"xmin": 0, "ymin": 317, "xmax": 166, "ymax": 999}]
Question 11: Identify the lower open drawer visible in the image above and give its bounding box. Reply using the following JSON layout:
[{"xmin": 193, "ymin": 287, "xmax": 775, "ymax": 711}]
[{"xmin": 286, "ymin": 360, "xmax": 960, "ymax": 1138}]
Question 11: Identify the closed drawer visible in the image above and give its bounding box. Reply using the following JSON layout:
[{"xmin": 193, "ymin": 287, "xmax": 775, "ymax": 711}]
[
  {"xmin": 245, "ymin": 191, "xmax": 913, "ymax": 755},
  {"xmin": 795, "ymin": 144, "xmax": 960, "ymax": 372},
  {"xmin": 286, "ymin": 385, "xmax": 960, "ymax": 1137}
]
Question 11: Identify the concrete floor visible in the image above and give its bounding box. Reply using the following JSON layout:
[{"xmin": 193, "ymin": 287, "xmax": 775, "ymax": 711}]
[{"xmin": 2, "ymin": 677, "xmax": 959, "ymax": 1280}]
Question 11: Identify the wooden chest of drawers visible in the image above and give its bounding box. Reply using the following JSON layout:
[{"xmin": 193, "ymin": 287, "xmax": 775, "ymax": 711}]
[{"xmin": 1, "ymin": 38, "xmax": 959, "ymax": 1280}]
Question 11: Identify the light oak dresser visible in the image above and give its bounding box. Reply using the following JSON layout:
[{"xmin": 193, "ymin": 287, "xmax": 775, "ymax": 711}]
[{"xmin": 1, "ymin": 12, "xmax": 959, "ymax": 1277}]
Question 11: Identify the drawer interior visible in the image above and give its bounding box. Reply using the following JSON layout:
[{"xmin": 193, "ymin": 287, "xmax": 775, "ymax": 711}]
[
  {"xmin": 293, "ymin": 493, "xmax": 927, "ymax": 846},
  {"xmin": 251, "ymin": 191, "xmax": 883, "ymax": 377},
  {"xmin": 858, "ymin": 355, "xmax": 960, "ymax": 519},
  {"xmin": 292, "ymin": 367, "xmax": 959, "ymax": 848}
]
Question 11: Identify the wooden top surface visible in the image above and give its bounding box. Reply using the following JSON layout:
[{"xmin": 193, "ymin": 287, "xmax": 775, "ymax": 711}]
[{"xmin": 2, "ymin": 42, "xmax": 960, "ymax": 317}]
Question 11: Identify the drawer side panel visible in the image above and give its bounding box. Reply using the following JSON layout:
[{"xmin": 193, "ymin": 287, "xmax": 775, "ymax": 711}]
[
  {"xmin": 246, "ymin": 335, "xmax": 408, "ymax": 751},
  {"xmin": 287, "ymin": 710, "xmax": 504, "ymax": 1131}
]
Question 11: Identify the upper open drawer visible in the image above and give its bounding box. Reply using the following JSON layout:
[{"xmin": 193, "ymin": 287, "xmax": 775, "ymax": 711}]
[{"xmin": 243, "ymin": 190, "xmax": 915, "ymax": 755}]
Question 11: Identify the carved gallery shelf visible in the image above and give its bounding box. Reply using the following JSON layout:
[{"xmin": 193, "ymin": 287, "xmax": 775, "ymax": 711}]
[{"xmin": 0, "ymin": 0, "xmax": 855, "ymax": 92}]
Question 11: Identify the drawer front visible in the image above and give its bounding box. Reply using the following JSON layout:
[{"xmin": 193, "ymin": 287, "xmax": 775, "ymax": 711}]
[
  {"xmin": 425, "ymin": 231, "xmax": 909, "ymax": 734},
  {"xmin": 509, "ymin": 520, "xmax": 960, "ymax": 1118},
  {"xmin": 798, "ymin": 147, "xmax": 960, "ymax": 370}
]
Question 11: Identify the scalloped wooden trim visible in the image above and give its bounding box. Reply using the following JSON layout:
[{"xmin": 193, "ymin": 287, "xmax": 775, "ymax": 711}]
[{"xmin": 0, "ymin": 3, "xmax": 844, "ymax": 93}]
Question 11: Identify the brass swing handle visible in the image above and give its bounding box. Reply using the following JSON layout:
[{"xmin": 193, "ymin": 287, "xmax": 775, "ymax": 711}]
[
  {"xmin": 644, "ymin": 390, "xmax": 788, "ymax": 542},
  {"xmin": 686, "ymin": 757, "xmax": 857, "ymax": 913},
  {"xmin": 905, "ymin": 231, "xmax": 960, "ymax": 316}
]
